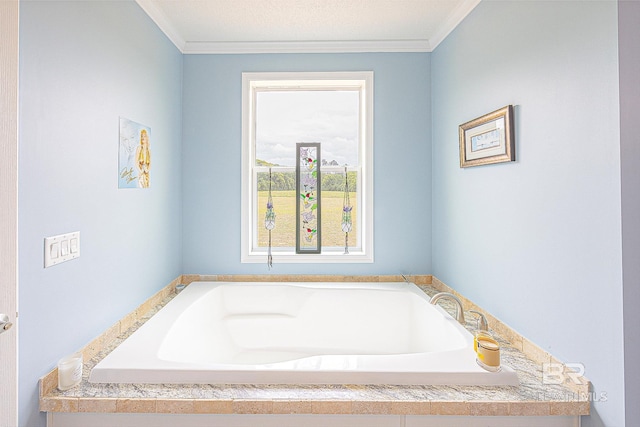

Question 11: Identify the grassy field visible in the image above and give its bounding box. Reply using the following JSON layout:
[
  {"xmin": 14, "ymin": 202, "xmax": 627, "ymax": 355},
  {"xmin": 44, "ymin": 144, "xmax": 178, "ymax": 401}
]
[{"xmin": 257, "ymin": 191, "xmax": 358, "ymax": 248}]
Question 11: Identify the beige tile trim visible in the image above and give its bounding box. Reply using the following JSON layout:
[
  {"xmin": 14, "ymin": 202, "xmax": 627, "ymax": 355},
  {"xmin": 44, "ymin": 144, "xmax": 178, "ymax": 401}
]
[
  {"xmin": 116, "ymin": 398, "xmax": 158, "ymax": 413},
  {"xmin": 39, "ymin": 397, "xmax": 79, "ymax": 413},
  {"xmin": 182, "ymin": 274, "xmax": 433, "ymax": 285},
  {"xmin": 193, "ymin": 399, "xmax": 233, "ymax": 414},
  {"xmin": 39, "ymin": 396, "xmax": 587, "ymax": 416},
  {"xmin": 311, "ymin": 400, "xmax": 353, "ymax": 414}
]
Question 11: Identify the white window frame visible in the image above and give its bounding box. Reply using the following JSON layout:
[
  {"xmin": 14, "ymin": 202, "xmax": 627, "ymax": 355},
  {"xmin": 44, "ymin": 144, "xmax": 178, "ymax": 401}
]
[{"xmin": 241, "ymin": 71, "xmax": 374, "ymax": 263}]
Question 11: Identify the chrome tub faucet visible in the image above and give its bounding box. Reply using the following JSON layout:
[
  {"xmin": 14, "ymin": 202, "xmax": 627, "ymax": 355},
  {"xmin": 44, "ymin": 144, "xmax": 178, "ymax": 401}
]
[{"xmin": 429, "ymin": 292, "xmax": 466, "ymax": 325}]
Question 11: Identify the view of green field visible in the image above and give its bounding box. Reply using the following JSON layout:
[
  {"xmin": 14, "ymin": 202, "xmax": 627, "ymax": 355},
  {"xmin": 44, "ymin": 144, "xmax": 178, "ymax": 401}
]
[{"xmin": 257, "ymin": 191, "xmax": 358, "ymax": 249}]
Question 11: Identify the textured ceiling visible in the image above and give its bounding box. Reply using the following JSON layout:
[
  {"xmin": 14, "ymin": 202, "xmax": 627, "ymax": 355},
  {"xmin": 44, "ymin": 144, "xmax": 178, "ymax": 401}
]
[{"xmin": 136, "ymin": 0, "xmax": 480, "ymax": 53}]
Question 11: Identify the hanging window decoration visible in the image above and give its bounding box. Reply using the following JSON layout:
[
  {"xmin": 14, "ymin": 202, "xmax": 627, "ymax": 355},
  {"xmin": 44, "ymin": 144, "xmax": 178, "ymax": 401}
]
[
  {"xmin": 264, "ymin": 167, "xmax": 276, "ymax": 268},
  {"xmin": 296, "ymin": 143, "xmax": 321, "ymax": 254},
  {"xmin": 341, "ymin": 166, "xmax": 353, "ymax": 254}
]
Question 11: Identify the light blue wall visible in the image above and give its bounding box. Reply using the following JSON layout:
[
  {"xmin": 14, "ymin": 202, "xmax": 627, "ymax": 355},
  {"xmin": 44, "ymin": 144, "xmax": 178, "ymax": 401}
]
[
  {"xmin": 619, "ymin": 1, "xmax": 640, "ymax": 425},
  {"xmin": 18, "ymin": 2, "xmax": 183, "ymax": 426},
  {"xmin": 17, "ymin": 1, "xmax": 633, "ymax": 426},
  {"xmin": 181, "ymin": 53, "xmax": 431, "ymax": 275},
  {"xmin": 431, "ymin": 2, "xmax": 622, "ymax": 426}
]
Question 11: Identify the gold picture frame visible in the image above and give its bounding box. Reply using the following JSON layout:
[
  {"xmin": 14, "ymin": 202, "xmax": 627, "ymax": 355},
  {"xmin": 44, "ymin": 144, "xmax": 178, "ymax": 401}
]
[{"xmin": 459, "ymin": 105, "xmax": 515, "ymax": 168}]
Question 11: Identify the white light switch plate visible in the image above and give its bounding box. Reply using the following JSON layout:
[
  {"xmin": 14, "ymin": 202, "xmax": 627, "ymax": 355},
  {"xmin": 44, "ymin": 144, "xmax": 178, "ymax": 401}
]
[{"xmin": 44, "ymin": 231, "xmax": 80, "ymax": 268}]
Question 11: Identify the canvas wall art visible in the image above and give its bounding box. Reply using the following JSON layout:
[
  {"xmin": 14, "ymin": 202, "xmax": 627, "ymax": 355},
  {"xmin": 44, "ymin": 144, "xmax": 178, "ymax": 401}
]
[{"xmin": 119, "ymin": 117, "xmax": 151, "ymax": 188}]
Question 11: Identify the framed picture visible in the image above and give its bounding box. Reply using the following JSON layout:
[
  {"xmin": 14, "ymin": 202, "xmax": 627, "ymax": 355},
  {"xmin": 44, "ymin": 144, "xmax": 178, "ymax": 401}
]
[{"xmin": 459, "ymin": 105, "xmax": 515, "ymax": 168}]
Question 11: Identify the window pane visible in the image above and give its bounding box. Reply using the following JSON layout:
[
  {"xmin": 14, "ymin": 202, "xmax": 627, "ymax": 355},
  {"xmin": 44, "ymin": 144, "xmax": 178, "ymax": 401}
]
[
  {"xmin": 257, "ymin": 179, "xmax": 296, "ymax": 249},
  {"xmin": 255, "ymin": 91, "xmax": 359, "ymax": 167},
  {"xmin": 320, "ymin": 171, "xmax": 358, "ymax": 249},
  {"xmin": 256, "ymin": 170, "xmax": 358, "ymax": 250},
  {"xmin": 255, "ymin": 89, "xmax": 360, "ymax": 252}
]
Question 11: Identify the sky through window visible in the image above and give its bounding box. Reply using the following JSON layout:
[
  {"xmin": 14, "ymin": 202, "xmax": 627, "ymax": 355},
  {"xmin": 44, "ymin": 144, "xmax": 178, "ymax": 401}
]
[{"xmin": 255, "ymin": 90, "xmax": 359, "ymax": 167}]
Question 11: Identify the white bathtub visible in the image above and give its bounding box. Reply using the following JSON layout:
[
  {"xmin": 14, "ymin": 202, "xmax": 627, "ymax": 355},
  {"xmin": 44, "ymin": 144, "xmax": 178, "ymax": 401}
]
[{"xmin": 89, "ymin": 281, "xmax": 519, "ymax": 386}]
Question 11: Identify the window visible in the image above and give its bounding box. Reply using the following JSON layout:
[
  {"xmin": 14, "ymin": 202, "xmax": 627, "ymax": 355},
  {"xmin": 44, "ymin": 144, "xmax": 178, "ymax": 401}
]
[{"xmin": 241, "ymin": 72, "xmax": 373, "ymax": 263}]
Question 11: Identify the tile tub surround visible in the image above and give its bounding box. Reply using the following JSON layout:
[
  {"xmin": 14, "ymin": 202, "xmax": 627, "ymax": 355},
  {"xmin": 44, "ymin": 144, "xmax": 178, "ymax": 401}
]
[{"xmin": 39, "ymin": 275, "xmax": 590, "ymax": 418}]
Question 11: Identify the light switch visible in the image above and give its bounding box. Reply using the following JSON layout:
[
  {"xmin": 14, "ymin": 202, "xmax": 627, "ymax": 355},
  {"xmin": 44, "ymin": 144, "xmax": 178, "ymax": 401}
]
[
  {"xmin": 60, "ymin": 240, "xmax": 69, "ymax": 256},
  {"xmin": 44, "ymin": 231, "xmax": 80, "ymax": 268},
  {"xmin": 70, "ymin": 238, "xmax": 78, "ymax": 253},
  {"xmin": 50, "ymin": 242, "xmax": 60, "ymax": 259}
]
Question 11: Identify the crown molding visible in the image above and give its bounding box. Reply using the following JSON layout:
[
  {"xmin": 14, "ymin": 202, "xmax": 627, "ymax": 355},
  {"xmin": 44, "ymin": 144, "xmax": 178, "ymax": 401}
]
[
  {"xmin": 136, "ymin": 0, "xmax": 186, "ymax": 51},
  {"xmin": 182, "ymin": 40, "xmax": 431, "ymax": 54},
  {"xmin": 429, "ymin": 0, "xmax": 481, "ymax": 50},
  {"xmin": 137, "ymin": 0, "xmax": 480, "ymax": 55}
]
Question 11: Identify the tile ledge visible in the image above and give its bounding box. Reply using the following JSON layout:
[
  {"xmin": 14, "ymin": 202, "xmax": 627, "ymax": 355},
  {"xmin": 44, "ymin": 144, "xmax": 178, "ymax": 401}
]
[{"xmin": 39, "ymin": 274, "xmax": 589, "ymax": 417}]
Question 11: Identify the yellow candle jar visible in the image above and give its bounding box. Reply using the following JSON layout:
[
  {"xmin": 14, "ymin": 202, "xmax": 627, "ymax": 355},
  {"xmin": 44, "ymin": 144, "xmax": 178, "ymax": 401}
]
[{"xmin": 476, "ymin": 334, "xmax": 501, "ymax": 372}]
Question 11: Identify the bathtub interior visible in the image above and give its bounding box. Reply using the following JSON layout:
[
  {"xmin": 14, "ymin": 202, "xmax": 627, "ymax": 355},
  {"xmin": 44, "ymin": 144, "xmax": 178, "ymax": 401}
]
[
  {"xmin": 157, "ymin": 283, "xmax": 468, "ymax": 365},
  {"xmin": 89, "ymin": 281, "xmax": 520, "ymax": 386}
]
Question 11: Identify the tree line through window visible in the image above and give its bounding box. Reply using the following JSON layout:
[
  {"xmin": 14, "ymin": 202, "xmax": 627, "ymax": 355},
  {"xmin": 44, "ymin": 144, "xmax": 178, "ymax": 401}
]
[{"xmin": 256, "ymin": 168, "xmax": 358, "ymax": 250}]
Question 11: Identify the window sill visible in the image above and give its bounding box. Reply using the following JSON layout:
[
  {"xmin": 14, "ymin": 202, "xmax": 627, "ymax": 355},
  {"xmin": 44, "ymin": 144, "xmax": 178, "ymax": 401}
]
[{"xmin": 241, "ymin": 251, "xmax": 373, "ymax": 264}]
